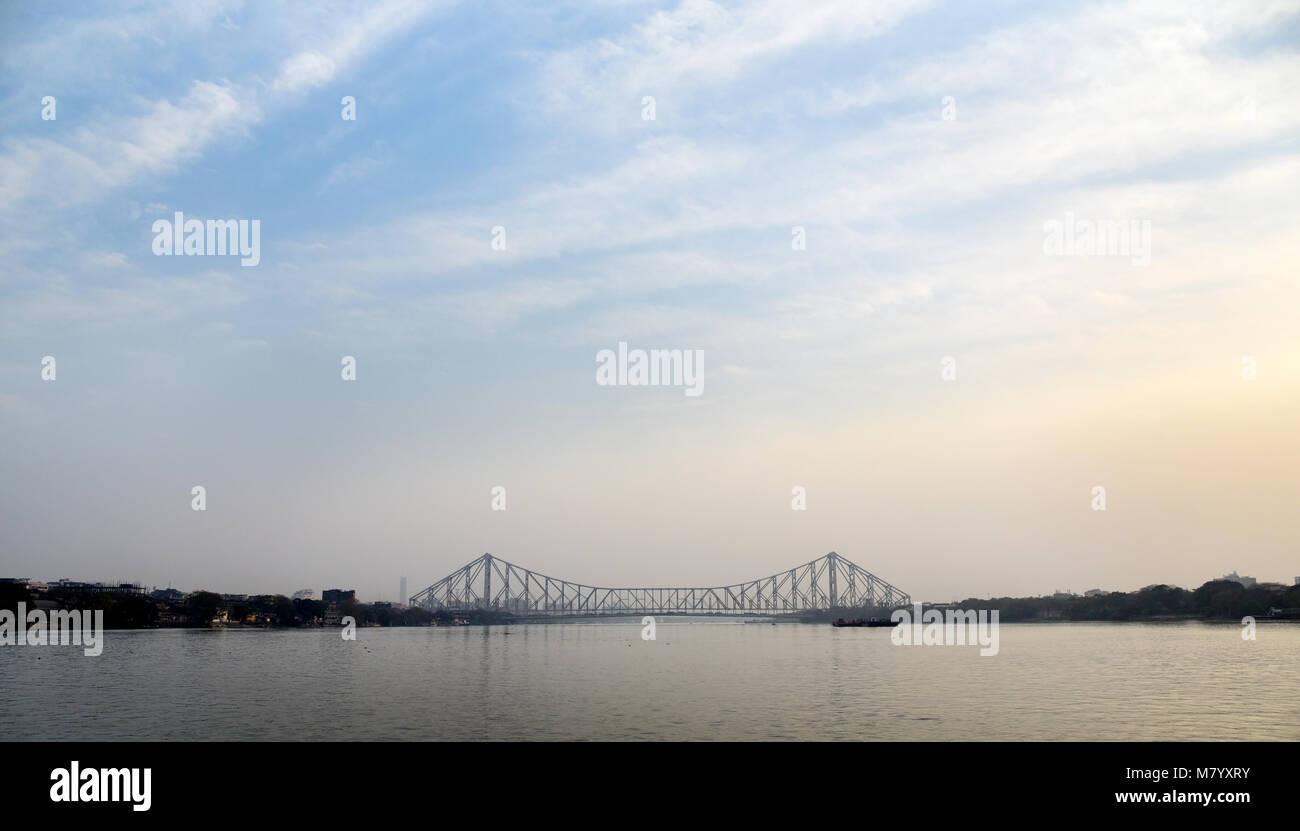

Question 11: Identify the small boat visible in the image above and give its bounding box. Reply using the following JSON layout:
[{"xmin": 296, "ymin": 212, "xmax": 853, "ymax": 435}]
[{"xmin": 832, "ymin": 618, "xmax": 893, "ymax": 627}]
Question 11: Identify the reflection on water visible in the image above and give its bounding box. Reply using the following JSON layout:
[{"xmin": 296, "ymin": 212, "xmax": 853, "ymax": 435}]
[{"xmin": 1, "ymin": 621, "xmax": 1296, "ymax": 740}]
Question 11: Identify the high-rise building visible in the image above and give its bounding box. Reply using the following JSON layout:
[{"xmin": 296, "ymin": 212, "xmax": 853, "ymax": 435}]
[{"xmin": 400, "ymin": 577, "xmax": 407, "ymax": 605}]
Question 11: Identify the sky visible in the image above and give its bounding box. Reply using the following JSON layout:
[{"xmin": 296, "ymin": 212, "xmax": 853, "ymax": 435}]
[{"xmin": 1, "ymin": 0, "xmax": 1298, "ymax": 603}]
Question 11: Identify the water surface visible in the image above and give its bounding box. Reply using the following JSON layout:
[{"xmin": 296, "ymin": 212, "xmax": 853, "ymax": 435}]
[{"xmin": 1, "ymin": 621, "xmax": 1295, "ymax": 740}]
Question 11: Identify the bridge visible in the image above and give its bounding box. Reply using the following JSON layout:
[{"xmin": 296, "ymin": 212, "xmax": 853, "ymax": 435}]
[{"xmin": 409, "ymin": 551, "xmax": 909, "ymax": 617}]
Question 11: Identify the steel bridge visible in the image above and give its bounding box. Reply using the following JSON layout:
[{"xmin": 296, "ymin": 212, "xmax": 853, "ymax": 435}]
[{"xmin": 409, "ymin": 551, "xmax": 909, "ymax": 617}]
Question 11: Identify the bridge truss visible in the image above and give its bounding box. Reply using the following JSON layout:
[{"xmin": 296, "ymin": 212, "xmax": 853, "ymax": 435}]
[{"xmin": 409, "ymin": 551, "xmax": 909, "ymax": 617}]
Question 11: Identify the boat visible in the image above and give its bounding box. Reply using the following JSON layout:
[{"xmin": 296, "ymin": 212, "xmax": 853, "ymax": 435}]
[{"xmin": 832, "ymin": 617, "xmax": 894, "ymax": 627}]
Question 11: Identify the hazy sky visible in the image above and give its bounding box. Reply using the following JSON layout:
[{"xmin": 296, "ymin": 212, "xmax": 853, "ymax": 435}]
[{"xmin": 2, "ymin": 0, "xmax": 1298, "ymax": 603}]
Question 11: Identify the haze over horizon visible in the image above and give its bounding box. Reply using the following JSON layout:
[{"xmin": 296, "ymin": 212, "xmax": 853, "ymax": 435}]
[{"xmin": 2, "ymin": 0, "xmax": 1298, "ymax": 604}]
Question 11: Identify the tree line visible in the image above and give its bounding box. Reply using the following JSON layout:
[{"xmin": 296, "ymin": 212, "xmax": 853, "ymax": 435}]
[{"xmin": 955, "ymin": 580, "xmax": 1300, "ymax": 621}]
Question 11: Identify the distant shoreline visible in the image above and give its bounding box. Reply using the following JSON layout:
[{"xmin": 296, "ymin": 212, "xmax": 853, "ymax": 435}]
[
  {"xmin": 5, "ymin": 577, "xmax": 1296, "ymax": 630},
  {"xmin": 86, "ymin": 616, "xmax": 1300, "ymax": 631}
]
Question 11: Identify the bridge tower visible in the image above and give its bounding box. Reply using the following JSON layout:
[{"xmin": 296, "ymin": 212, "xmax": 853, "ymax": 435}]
[{"xmin": 828, "ymin": 551, "xmax": 838, "ymax": 607}]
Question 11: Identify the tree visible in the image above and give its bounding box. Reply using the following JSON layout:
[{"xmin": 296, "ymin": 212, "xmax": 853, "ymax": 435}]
[{"xmin": 185, "ymin": 591, "xmax": 223, "ymax": 625}]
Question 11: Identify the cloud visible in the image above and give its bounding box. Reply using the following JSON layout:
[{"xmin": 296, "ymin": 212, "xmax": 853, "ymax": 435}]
[
  {"xmin": 0, "ymin": 80, "xmax": 255, "ymax": 215},
  {"xmin": 531, "ymin": 0, "xmax": 931, "ymax": 130},
  {"xmin": 272, "ymin": 0, "xmax": 453, "ymax": 93},
  {"xmin": 81, "ymin": 252, "xmax": 130, "ymax": 269},
  {"xmin": 319, "ymin": 142, "xmax": 390, "ymax": 191},
  {"xmin": 273, "ymin": 50, "xmax": 338, "ymax": 93},
  {"xmin": 0, "ymin": 0, "xmax": 455, "ymax": 221}
]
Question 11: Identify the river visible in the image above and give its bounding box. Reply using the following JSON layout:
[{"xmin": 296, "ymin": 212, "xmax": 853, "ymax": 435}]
[{"xmin": 1, "ymin": 620, "xmax": 1295, "ymax": 740}]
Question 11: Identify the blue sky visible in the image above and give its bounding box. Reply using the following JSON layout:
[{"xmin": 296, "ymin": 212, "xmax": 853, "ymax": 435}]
[{"xmin": 2, "ymin": 0, "xmax": 1299, "ymax": 601}]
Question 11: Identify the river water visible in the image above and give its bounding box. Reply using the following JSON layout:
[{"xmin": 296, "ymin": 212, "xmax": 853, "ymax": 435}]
[{"xmin": 1, "ymin": 620, "xmax": 1295, "ymax": 740}]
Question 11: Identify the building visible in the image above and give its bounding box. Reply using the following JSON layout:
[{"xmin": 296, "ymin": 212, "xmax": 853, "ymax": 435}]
[
  {"xmin": 320, "ymin": 589, "xmax": 355, "ymax": 625},
  {"xmin": 49, "ymin": 579, "xmax": 147, "ymax": 595},
  {"xmin": 1221, "ymin": 571, "xmax": 1257, "ymax": 588}
]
